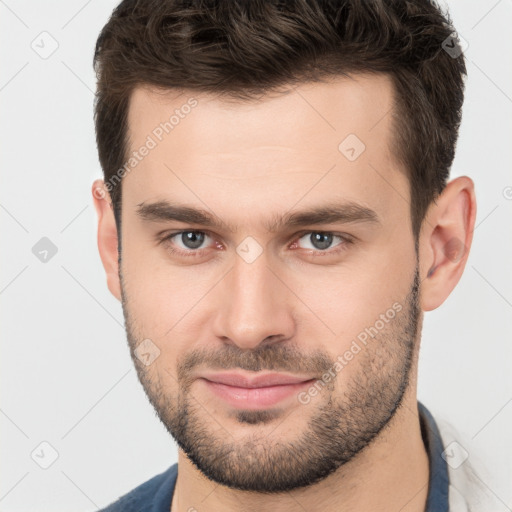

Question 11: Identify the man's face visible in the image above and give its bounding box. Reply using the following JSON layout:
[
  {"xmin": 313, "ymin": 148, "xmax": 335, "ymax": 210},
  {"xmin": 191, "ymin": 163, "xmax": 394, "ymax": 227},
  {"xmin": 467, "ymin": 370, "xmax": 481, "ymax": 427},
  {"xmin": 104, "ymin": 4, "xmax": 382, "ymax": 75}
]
[{"xmin": 118, "ymin": 74, "xmax": 421, "ymax": 491}]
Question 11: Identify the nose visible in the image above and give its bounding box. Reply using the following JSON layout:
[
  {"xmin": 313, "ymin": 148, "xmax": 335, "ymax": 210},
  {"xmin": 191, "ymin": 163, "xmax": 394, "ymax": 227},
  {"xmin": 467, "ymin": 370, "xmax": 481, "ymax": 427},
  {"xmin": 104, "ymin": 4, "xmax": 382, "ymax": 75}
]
[{"xmin": 211, "ymin": 250, "xmax": 296, "ymax": 350}]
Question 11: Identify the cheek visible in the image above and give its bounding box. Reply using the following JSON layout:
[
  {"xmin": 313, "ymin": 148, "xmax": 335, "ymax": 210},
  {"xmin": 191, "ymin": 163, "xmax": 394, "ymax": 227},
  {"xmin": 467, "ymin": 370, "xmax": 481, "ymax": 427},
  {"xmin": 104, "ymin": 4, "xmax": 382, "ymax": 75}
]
[
  {"xmin": 289, "ymin": 249, "xmax": 413, "ymax": 349},
  {"xmin": 128, "ymin": 281, "xmax": 193, "ymax": 340},
  {"xmin": 121, "ymin": 243, "xmax": 220, "ymax": 347}
]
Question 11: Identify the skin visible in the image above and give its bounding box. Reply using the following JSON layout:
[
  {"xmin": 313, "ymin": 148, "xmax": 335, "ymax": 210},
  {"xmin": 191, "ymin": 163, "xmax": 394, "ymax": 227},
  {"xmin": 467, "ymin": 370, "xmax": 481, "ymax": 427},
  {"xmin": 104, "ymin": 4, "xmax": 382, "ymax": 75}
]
[{"xmin": 92, "ymin": 73, "xmax": 476, "ymax": 512}]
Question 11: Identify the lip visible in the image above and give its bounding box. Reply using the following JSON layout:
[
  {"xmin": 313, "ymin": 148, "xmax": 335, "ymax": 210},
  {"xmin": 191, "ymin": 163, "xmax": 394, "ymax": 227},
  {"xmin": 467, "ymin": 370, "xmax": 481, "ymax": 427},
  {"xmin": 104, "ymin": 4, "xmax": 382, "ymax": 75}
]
[
  {"xmin": 198, "ymin": 372, "xmax": 316, "ymax": 409},
  {"xmin": 201, "ymin": 371, "xmax": 315, "ymax": 388}
]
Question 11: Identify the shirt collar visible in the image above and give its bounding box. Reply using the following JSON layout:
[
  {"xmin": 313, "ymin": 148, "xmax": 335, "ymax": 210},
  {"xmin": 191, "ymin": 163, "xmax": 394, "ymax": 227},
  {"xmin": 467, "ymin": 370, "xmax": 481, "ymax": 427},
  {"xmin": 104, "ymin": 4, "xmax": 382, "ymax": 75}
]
[{"xmin": 418, "ymin": 400, "xmax": 450, "ymax": 511}]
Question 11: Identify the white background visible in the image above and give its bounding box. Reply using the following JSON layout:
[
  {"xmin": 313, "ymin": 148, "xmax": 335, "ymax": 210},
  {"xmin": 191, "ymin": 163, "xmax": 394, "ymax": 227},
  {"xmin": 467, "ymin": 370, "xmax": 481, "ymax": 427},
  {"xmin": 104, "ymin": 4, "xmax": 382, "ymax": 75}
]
[{"xmin": 1, "ymin": 1, "xmax": 511, "ymax": 510}]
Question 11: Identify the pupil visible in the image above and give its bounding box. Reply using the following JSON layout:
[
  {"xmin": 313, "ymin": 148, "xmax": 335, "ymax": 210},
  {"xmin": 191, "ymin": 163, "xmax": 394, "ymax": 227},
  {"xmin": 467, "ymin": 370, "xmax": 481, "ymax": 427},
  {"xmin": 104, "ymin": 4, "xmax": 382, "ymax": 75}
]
[
  {"xmin": 182, "ymin": 231, "xmax": 204, "ymax": 249},
  {"xmin": 311, "ymin": 233, "xmax": 332, "ymax": 250}
]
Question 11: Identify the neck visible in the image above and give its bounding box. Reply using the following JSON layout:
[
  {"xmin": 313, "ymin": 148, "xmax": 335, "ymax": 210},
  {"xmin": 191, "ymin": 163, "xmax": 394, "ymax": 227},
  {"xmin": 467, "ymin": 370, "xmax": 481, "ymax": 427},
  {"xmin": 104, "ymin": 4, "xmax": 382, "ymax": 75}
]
[{"xmin": 170, "ymin": 388, "xmax": 429, "ymax": 512}]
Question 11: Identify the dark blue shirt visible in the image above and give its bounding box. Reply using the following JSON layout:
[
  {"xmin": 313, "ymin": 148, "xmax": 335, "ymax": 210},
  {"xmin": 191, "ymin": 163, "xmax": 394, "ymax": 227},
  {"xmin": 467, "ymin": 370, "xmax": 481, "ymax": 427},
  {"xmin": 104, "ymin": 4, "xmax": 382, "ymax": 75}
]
[{"xmin": 99, "ymin": 401, "xmax": 449, "ymax": 511}]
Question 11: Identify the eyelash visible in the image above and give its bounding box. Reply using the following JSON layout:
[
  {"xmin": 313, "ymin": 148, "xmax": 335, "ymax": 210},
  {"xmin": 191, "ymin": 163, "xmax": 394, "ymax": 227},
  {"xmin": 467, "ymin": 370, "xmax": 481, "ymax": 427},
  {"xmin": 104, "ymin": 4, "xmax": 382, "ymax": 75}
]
[{"xmin": 158, "ymin": 230, "xmax": 354, "ymax": 259}]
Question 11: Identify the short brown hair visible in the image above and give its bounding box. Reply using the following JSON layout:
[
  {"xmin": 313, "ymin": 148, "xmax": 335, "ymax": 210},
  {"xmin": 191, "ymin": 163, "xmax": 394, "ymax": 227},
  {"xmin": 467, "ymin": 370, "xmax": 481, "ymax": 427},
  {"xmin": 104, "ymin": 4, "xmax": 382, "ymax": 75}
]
[{"xmin": 94, "ymin": 0, "xmax": 466, "ymax": 240}]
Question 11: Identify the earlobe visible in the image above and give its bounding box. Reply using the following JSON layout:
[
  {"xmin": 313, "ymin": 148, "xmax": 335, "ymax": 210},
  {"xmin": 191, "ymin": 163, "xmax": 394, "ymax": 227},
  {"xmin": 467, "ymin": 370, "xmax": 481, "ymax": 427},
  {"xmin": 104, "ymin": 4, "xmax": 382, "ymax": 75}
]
[
  {"xmin": 92, "ymin": 179, "xmax": 122, "ymax": 302},
  {"xmin": 419, "ymin": 176, "xmax": 476, "ymax": 312}
]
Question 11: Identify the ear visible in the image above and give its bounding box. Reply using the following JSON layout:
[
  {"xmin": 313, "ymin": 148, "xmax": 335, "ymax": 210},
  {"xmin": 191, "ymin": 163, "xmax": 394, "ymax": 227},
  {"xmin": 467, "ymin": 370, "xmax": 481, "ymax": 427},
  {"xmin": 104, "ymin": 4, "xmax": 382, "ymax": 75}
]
[
  {"xmin": 92, "ymin": 179, "xmax": 122, "ymax": 302},
  {"xmin": 419, "ymin": 176, "xmax": 476, "ymax": 311}
]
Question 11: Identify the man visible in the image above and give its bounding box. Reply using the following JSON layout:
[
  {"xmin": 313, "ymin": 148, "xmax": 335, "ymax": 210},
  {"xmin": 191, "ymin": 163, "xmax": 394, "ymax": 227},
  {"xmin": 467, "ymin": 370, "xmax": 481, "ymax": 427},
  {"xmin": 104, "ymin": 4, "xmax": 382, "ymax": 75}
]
[{"xmin": 91, "ymin": 1, "xmax": 499, "ymax": 510}]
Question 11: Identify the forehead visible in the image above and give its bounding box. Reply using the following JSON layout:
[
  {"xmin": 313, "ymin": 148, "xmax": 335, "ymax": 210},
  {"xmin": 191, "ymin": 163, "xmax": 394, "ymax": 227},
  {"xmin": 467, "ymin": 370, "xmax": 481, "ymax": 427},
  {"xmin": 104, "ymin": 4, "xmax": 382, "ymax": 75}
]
[
  {"xmin": 127, "ymin": 73, "xmax": 396, "ymax": 151},
  {"xmin": 122, "ymin": 74, "xmax": 407, "ymax": 229}
]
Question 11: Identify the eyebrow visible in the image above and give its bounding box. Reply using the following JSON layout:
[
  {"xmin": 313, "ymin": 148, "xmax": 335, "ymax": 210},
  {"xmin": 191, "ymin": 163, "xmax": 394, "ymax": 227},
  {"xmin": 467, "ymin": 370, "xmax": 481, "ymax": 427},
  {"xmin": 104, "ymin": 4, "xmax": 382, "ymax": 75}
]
[{"xmin": 136, "ymin": 200, "xmax": 380, "ymax": 233}]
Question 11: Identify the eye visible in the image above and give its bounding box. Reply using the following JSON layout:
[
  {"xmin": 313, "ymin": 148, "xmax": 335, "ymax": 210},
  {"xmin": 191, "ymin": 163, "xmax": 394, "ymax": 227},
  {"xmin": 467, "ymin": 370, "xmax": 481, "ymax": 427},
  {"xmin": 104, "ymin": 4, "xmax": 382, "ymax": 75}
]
[
  {"xmin": 161, "ymin": 230, "xmax": 215, "ymax": 254},
  {"xmin": 175, "ymin": 231, "xmax": 209, "ymax": 250},
  {"xmin": 293, "ymin": 232, "xmax": 350, "ymax": 252}
]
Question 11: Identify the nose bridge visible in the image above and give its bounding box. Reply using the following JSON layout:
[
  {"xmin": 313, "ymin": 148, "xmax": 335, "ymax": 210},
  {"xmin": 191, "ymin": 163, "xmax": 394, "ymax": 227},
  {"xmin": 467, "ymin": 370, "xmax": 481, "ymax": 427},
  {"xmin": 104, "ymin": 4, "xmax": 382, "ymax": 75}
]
[
  {"xmin": 232, "ymin": 254, "xmax": 273, "ymax": 312},
  {"xmin": 213, "ymin": 250, "xmax": 294, "ymax": 349}
]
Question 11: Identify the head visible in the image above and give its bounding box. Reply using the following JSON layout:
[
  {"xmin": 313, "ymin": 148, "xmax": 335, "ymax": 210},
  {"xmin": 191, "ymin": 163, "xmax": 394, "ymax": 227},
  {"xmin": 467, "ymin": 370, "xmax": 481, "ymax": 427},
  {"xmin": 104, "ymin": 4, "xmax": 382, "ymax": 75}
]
[{"xmin": 92, "ymin": 0, "xmax": 475, "ymax": 492}]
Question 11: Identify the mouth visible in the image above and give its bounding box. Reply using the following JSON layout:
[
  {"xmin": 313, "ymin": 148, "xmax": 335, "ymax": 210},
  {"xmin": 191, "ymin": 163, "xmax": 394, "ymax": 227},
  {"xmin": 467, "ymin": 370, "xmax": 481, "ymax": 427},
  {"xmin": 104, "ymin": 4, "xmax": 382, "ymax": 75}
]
[{"xmin": 198, "ymin": 372, "xmax": 317, "ymax": 410}]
